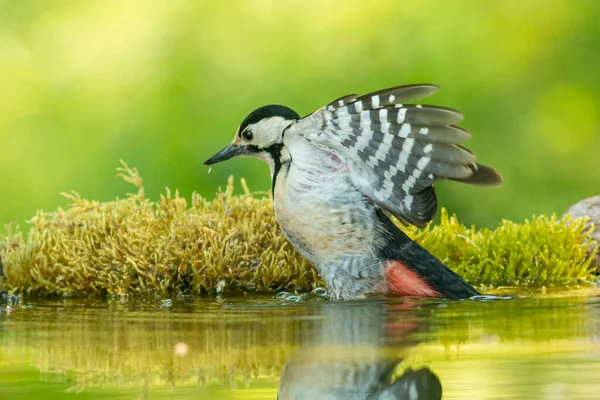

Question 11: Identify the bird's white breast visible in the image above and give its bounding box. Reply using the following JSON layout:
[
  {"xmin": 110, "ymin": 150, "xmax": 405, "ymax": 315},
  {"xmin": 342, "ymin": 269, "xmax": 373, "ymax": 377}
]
[{"xmin": 273, "ymin": 133, "xmax": 386, "ymax": 267}]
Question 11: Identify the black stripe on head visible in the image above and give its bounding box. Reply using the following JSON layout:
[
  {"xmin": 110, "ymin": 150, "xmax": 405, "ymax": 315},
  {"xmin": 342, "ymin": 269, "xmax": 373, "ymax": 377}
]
[{"xmin": 239, "ymin": 105, "xmax": 300, "ymax": 134}]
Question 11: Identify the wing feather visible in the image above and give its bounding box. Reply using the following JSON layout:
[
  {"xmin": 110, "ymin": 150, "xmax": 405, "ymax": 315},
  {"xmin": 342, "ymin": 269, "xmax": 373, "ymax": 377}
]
[
  {"xmin": 326, "ymin": 93, "xmax": 358, "ymax": 111},
  {"xmin": 335, "ymin": 105, "xmax": 464, "ymax": 126},
  {"xmin": 351, "ymin": 84, "xmax": 439, "ymax": 108},
  {"xmin": 294, "ymin": 84, "xmax": 502, "ymax": 226},
  {"xmin": 347, "ymin": 122, "xmax": 472, "ymax": 145}
]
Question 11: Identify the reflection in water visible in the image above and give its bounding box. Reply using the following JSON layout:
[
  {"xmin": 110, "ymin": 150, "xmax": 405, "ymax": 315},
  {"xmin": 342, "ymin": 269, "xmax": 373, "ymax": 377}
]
[
  {"xmin": 278, "ymin": 300, "xmax": 442, "ymax": 400},
  {"xmin": 0, "ymin": 290, "xmax": 599, "ymax": 399}
]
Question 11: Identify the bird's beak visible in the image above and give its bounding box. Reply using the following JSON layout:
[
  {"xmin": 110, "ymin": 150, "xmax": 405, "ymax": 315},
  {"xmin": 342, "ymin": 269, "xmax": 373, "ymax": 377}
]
[{"xmin": 204, "ymin": 144, "xmax": 247, "ymax": 165}]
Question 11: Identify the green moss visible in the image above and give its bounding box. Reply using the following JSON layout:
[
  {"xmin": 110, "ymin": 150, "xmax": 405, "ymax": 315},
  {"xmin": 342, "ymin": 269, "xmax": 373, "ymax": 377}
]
[{"xmin": 0, "ymin": 163, "xmax": 597, "ymax": 296}]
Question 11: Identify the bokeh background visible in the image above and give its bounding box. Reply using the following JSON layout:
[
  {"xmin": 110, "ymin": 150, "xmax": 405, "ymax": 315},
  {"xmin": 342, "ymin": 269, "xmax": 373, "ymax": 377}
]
[{"xmin": 1, "ymin": 0, "xmax": 599, "ymax": 229}]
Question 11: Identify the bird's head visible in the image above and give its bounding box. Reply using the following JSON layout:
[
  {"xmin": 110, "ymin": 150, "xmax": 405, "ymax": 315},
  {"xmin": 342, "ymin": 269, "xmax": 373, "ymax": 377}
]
[{"xmin": 204, "ymin": 105, "xmax": 299, "ymax": 169}]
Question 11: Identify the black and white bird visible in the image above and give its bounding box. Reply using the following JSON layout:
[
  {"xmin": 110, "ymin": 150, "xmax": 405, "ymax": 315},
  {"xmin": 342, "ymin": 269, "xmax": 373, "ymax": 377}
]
[{"xmin": 205, "ymin": 84, "xmax": 502, "ymax": 300}]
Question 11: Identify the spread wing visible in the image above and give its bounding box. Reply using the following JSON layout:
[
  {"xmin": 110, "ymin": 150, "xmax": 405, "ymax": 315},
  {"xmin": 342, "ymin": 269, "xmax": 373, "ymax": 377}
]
[{"xmin": 292, "ymin": 84, "xmax": 502, "ymax": 227}]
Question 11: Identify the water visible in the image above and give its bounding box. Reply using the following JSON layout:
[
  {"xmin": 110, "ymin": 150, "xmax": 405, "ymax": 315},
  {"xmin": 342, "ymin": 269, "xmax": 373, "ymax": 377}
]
[{"xmin": 1, "ymin": 288, "xmax": 599, "ymax": 399}]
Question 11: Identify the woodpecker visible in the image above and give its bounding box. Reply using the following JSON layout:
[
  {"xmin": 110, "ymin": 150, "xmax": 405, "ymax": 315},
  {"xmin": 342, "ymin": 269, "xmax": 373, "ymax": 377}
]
[{"xmin": 205, "ymin": 84, "xmax": 502, "ymax": 301}]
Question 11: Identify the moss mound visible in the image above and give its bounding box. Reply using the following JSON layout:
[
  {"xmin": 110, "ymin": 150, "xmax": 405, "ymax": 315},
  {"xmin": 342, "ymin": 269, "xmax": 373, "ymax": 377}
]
[{"xmin": 0, "ymin": 163, "xmax": 597, "ymax": 296}]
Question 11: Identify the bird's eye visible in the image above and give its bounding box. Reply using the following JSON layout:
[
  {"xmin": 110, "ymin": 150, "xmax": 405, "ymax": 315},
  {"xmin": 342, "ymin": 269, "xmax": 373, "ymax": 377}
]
[{"xmin": 242, "ymin": 130, "xmax": 253, "ymax": 141}]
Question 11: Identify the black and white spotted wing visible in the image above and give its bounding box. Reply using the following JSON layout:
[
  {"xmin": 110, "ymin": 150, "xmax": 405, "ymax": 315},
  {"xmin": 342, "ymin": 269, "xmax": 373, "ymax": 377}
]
[
  {"xmin": 297, "ymin": 84, "xmax": 502, "ymax": 227},
  {"xmin": 326, "ymin": 93, "xmax": 358, "ymax": 110}
]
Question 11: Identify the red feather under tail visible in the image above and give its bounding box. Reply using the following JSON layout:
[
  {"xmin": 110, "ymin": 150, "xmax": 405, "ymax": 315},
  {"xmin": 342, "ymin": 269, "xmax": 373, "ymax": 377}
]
[{"xmin": 385, "ymin": 260, "xmax": 441, "ymax": 297}]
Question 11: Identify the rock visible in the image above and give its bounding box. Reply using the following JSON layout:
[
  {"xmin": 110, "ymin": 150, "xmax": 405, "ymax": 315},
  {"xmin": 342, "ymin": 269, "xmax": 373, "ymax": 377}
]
[{"xmin": 565, "ymin": 196, "xmax": 600, "ymax": 273}]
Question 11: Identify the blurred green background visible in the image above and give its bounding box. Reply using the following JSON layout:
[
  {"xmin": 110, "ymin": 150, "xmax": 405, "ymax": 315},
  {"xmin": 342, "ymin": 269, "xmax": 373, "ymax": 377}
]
[{"xmin": 1, "ymin": 0, "xmax": 599, "ymax": 229}]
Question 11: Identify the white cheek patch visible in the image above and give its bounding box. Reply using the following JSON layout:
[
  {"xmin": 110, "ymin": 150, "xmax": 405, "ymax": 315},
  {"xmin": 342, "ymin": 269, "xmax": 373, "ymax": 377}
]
[{"xmin": 247, "ymin": 117, "xmax": 291, "ymax": 148}]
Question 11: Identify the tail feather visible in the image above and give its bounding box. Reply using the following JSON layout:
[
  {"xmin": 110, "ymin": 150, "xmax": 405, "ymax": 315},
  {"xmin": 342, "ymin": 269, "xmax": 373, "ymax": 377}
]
[
  {"xmin": 451, "ymin": 163, "xmax": 503, "ymax": 186},
  {"xmin": 376, "ymin": 209, "xmax": 479, "ymax": 299}
]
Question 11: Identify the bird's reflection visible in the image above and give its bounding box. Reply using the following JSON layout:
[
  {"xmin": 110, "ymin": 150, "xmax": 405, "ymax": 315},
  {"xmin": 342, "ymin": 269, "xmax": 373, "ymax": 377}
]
[{"xmin": 278, "ymin": 299, "xmax": 442, "ymax": 400}]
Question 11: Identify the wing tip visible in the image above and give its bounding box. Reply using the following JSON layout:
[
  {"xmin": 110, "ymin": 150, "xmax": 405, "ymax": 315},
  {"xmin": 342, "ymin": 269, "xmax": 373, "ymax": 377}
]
[
  {"xmin": 395, "ymin": 83, "xmax": 441, "ymax": 102},
  {"xmin": 449, "ymin": 125, "xmax": 472, "ymax": 142},
  {"xmin": 412, "ymin": 83, "xmax": 440, "ymax": 94}
]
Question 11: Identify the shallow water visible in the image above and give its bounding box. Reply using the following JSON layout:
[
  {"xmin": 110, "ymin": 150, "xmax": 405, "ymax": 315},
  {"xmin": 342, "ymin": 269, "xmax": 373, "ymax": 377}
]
[{"xmin": 1, "ymin": 289, "xmax": 599, "ymax": 399}]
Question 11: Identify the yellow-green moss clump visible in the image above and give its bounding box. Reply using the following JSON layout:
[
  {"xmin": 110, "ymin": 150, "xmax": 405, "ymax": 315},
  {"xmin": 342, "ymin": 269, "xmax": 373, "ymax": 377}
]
[{"xmin": 0, "ymin": 163, "xmax": 597, "ymax": 296}]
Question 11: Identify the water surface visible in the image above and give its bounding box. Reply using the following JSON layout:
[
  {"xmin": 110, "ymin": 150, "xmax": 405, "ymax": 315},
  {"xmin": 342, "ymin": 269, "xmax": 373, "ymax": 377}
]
[{"xmin": 1, "ymin": 289, "xmax": 599, "ymax": 399}]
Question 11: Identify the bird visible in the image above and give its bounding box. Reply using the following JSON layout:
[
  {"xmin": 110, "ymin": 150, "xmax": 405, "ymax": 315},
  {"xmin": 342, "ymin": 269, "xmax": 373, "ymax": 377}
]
[{"xmin": 204, "ymin": 84, "xmax": 502, "ymax": 301}]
